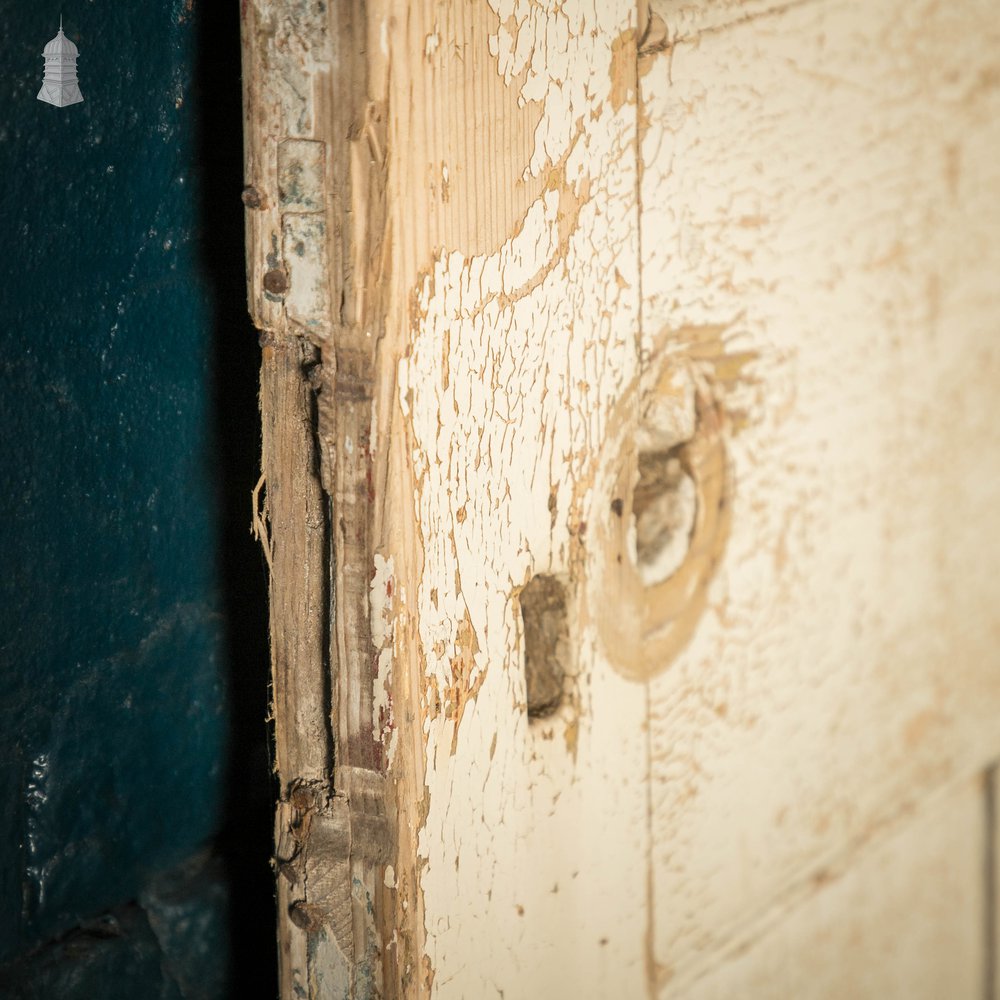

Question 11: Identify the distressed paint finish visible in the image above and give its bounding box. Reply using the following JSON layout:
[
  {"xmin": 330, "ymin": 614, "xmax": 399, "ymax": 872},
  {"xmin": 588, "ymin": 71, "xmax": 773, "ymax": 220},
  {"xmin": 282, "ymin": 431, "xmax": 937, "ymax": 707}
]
[
  {"xmin": 684, "ymin": 777, "xmax": 987, "ymax": 1000},
  {"xmin": 244, "ymin": 0, "xmax": 1000, "ymax": 997},
  {"xmin": 640, "ymin": 0, "xmax": 1000, "ymax": 992},
  {"xmin": 388, "ymin": 3, "xmax": 650, "ymax": 995}
]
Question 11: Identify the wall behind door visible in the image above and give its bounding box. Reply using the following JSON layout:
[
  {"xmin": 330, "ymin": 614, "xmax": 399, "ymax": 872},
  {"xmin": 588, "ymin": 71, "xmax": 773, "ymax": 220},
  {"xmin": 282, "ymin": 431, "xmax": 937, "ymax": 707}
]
[{"xmin": 0, "ymin": 3, "xmax": 273, "ymax": 995}]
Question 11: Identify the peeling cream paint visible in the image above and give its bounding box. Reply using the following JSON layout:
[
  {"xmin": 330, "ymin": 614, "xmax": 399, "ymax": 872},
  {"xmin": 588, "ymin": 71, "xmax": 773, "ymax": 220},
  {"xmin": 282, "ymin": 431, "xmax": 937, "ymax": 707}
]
[
  {"xmin": 639, "ymin": 0, "xmax": 1000, "ymax": 992},
  {"xmin": 371, "ymin": 554, "xmax": 396, "ymax": 763},
  {"xmin": 485, "ymin": 1, "xmax": 636, "ymax": 178},
  {"xmin": 245, "ymin": 0, "xmax": 1000, "ymax": 996},
  {"xmin": 390, "ymin": 2, "xmax": 651, "ymax": 995}
]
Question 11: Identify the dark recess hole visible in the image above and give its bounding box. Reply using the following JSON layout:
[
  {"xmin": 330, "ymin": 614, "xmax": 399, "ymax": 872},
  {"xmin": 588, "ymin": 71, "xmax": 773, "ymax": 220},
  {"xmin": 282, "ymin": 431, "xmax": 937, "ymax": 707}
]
[
  {"xmin": 632, "ymin": 444, "xmax": 697, "ymax": 585},
  {"xmin": 519, "ymin": 575, "xmax": 569, "ymax": 719}
]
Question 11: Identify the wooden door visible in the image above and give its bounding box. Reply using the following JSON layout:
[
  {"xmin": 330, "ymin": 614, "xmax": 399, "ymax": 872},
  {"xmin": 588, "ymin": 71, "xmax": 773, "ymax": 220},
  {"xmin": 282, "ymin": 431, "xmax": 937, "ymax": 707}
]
[{"xmin": 240, "ymin": 1, "xmax": 1000, "ymax": 996}]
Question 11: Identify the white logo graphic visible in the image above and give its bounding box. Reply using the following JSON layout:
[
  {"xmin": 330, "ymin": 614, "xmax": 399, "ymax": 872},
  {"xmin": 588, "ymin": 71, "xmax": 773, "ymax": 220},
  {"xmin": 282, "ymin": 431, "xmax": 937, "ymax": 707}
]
[{"xmin": 38, "ymin": 17, "xmax": 84, "ymax": 108}]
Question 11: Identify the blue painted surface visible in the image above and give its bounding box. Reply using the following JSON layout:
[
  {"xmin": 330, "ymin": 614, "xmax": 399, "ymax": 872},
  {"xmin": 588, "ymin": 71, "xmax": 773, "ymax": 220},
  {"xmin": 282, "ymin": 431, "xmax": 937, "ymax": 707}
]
[
  {"xmin": 0, "ymin": 1, "xmax": 241, "ymax": 972},
  {"xmin": 0, "ymin": 852, "xmax": 230, "ymax": 1000}
]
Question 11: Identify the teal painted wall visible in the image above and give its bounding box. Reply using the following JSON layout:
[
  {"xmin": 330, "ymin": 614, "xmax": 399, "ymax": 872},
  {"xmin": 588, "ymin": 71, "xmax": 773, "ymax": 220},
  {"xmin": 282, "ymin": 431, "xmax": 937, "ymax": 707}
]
[{"xmin": 0, "ymin": 2, "xmax": 274, "ymax": 993}]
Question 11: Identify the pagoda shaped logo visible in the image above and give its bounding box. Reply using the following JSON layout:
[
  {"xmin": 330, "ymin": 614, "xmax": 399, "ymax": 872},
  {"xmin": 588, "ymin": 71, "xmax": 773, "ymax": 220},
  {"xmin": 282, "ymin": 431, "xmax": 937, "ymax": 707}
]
[{"xmin": 37, "ymin": 18, "xmax": 84, "ymax": 108}]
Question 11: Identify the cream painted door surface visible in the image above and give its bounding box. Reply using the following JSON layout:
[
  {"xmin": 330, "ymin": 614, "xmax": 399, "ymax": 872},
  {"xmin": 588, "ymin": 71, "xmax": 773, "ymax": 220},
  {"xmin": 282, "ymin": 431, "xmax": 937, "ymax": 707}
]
[{"xmin": 240, "ymin": 1, "xmax": 1000, "ymax": 997}]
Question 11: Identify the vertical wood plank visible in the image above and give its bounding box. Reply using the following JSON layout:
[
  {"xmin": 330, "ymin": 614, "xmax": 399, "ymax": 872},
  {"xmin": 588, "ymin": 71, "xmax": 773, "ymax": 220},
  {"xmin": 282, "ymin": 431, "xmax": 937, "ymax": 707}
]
[
  {"xmin": 243, "ymin": 0, "xmax": 393, "ymax": 994},
  {"xmin": 683, "ymin": 778, "xmax": 986, "ymax": 1000},
  {"xmin": 244, "ymin": 0, "xmax": 1000, "ymax": 995},
  {"xmin": 638, "ymin": 0, "xmax": 1000, "ymax": 990},
  {"xmin": 372, "ymin": 3, "xmax": 653, "ymax": 995}
]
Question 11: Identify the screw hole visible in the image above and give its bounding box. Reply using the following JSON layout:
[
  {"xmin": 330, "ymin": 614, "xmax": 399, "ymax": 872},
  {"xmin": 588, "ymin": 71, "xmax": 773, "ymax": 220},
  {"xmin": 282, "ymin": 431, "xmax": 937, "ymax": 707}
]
[{"xmin": 262, "ymin": 268, "xmax": 288, "ymax": 295}]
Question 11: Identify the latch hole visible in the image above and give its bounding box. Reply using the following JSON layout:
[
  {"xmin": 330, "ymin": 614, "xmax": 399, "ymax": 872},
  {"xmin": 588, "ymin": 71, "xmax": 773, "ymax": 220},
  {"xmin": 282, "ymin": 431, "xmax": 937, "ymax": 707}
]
[{"xmin": 518, "ymin": 574, "xmax": 569, "ymax": 719}]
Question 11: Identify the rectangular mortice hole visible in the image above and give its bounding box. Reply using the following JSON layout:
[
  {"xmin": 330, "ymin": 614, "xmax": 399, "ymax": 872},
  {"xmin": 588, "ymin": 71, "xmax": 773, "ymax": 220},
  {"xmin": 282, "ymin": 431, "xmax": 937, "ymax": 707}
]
[{"xmin": 519, "ymin": 574, "xmax": 569, "ymax": 719}]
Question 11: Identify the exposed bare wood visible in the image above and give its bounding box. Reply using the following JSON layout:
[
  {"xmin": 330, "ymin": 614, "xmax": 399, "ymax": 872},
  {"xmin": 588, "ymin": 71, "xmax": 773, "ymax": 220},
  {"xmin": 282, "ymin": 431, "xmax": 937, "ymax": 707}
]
[{"xmin": 242, "ymin": 0, "xmax": 394, "ymax": 994}]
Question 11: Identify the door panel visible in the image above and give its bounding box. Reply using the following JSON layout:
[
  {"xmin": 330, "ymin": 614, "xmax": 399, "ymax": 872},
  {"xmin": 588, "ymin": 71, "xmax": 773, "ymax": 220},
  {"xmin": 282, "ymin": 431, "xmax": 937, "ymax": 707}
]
[{"xmin": 241, "ymin": 0, "xmax": 1000, "ymax": 995}]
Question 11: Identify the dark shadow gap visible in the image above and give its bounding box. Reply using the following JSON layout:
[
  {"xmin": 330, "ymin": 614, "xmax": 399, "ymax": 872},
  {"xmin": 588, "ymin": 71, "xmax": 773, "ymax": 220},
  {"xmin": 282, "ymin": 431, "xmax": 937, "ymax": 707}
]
[{"xmin": 191, "ymin": 4, "xmax": 277, "ymax": 996}]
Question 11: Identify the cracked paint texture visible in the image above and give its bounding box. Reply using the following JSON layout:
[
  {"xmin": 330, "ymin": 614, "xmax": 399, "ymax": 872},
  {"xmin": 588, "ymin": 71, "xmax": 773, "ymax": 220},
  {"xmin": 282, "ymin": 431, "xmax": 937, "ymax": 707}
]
[
  {"xmin": 247, "ymin": 0, "xmax": 1000, "ymax": 995},
  {"xmin": 389, "ymin": 0, "xmax": 1000, "ymax": 995},
  {"xmin": 640, "ymin": 0, "xmax": 1000, "ymax": 993},
  {"xmin": 391, "ymin": 2, "xmax": 650, "ymax": 996}
]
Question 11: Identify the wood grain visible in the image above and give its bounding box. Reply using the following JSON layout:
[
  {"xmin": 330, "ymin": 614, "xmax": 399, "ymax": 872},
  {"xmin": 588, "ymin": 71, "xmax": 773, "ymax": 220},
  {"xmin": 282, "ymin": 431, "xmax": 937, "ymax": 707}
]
[
  {"xmin": 243, "ymin": 0, "xmax": 1000, "ymax": 996},
  {"xmin": 640, "ymin": 0, "xmax": 1000, "ymax": 990},
  {"xmin": 684, "ymin": 776, "xmax": 987, "ymax": 999}
]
